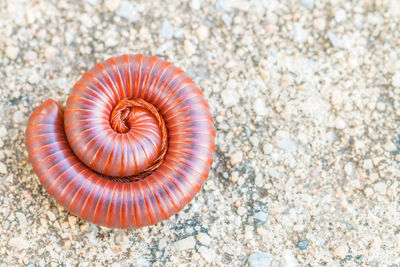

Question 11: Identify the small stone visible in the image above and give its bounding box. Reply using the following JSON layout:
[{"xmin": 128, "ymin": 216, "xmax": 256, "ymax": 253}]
[
  {"xmin": 293, "ymin": 23, "xmax": 307, "ymax": 43},
  {"xmin": 82, "ymin": 0, "xmax": 98, "ymax": 4},
  {"xmin": 376, "ymin": 102, "xmax": 386, "ymax": 111},
  {"xmin": 327, "ymin": 31, "xmax": 341, "ymax": 47},
  {"xmin": 221, "ymin": 88, "xmax": 239, "ymax": 107},
  {"xmin": 198, "ymin": 246, "xmax": 215, "ymax": 263},
  {"xmin": 300, "ymin": 0, "xmax": 314, "ymax": 10},
  {"xmin": 222, "ymin": 14, "xmax": 233, "ymax": 26},
  {"xmin": 254, "ymin": 211, "xmax": 268, "ymax": 223},
  {"xmin": 79, "ymin": 14, "xmax": 93, "ymax": 28},
  {"xmin": 118, "ymin": 1, "xmax": 139, "ymax": 21},
  {"xmin": 374, "ymin": 182, "xmax": 387, "ymax": 195},
  {"xmin": 196, "ymin": 25, "xmax": 209, "ymax": 41},
  {"xmin": 282, "ymin": 250, "xmax": 298, "ymax": 267},
  {"xmin": 23, "ymin": 51, "xmax": 37, "ymax": 62},
  {"xmin": 230, "ymin": 150, "xmax": 243, "ymax": 166},
  {"xmin": 384, "ymin": 140, "xmax": 397, "ymax": 152},
  {"xmin": 105, "ymin": 0, "xmax": 120, "ymax": 11},
  {"xmin": 13, "ymin": 111, "xmax": 24, "ymax": 124},
  {"xmin": 277, "ymin": 139, "xmax": 296, "ymax": 152},
  {"xmin": 0, "ymin": 126, "xmax": 7, "ymax": 138},
  {"xmin": 28, "ymin": 73, "xmax": 40, "ymax": 85},
  {"xmin": 47, "ymin": 211, "xmax": 56, "ymax": 221},
  {"xmin": 297, "ymin": 240, "xmax": 308, "ymax": 250},
  {"xmin": 173, "ymin": 236, "xmax": 196, "ymax": 251},
  {"xmin": 331, "ymin": 90, "xmax": 343, "ymax": 107},
  {"xmin": 68, "ymin": 215, "xmax": 77, "ymax": 226},
  {"xmin": 15, "ymin": 212, "xmax": 28, "ymax": 227},
  {"xmin": 263, "ymin": 143, "xmax": 273, "ymax": 154},
  {"xmin": 253, "ymin": 98, "xmax": 268, "ymax": 116},
  {"xmin": 159, "ymin": 19, "xmax": 174, "ymax": 40},
  {"xmin": 334, "ymin": 9, "xmax": 347, "ymax": 23},
  {"xmin": 9, "ymin": 237, "xmax": 29, "ymax": 250},
  {"xmin": 114, "ymin": 230, "xmax": 129, "ymax": 245},
  {"xmin": 6, "ymin": 46, "xmax": 19, "ymax": 60},
  {"xmin": 344, "ymin": 162, "xmax": 353, "ymax": 176},
  {"xmin": 333, "ymin": 244, "xmax": 348, "ymax": 259},
  {"xmin": 334, "ymin": 117, "xmax": 346, "ymax": 129},
  {"xmin": 0, "ymin": 162, "xmax": 7, "ymax": 175},
  {"xmin": 392, "ymin": 71, "xmax": 400, "ymax": 88},
  {"xmin": 237, "ymin": 206, "xmax": 247, "ymax": 216},
  {"xmin": 190, "ymin": 0, "xmax": 201, "ymax": 10},
  {"xmin": 197, "ymin": 232, "xmax": 211, "ymax": 246},
  {"xmin": 249, "ymin": 252, "xmax": 272, "ymax": 267},
  {"xmin": 183, "ymin": 40, "xmax": 196, "ymax": 56},
  {"xmin": 44, "ymin": 46, "xmax": 57, "ymax": 58}
]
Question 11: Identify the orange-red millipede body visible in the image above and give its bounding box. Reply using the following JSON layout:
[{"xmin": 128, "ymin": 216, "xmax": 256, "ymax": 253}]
[{"xmin": 25, "ymin": 54, "xmax": 215, "ymax": 228}]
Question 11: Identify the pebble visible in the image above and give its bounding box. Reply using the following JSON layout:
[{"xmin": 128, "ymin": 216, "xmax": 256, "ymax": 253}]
[
  {"xmin": 392, "ymin": 71, "xmax": 400, "ymax": 88},
  {"xmin": 173, "ymin": 236, "xmax": 196, "ymax": 251},
  {"xmin": 190, "ymin": 0, "xmax": 201, "ymax": 10},
  {"xmin": 330, "ymin": 89, "xmax": 343, "ymax": 107},
  {"xmin": 9, "ymin": 237, "xmax": 29, "ymax": 250},
  {"xmin": 0, "ymin": 126, "xmax": 6, "ymax": 138},
  {"xmin": 276, "ymin": 138, "xmax": 296, "ymax": 152},
  {"xmin": 333, "ymin": 244, "xmax": 348, "ymax": 259},
  {"xmin": 334, "ymin": 9, "xmax": 347, "ymax": 23},
  {"xmin": 68, "ymin": 216, "xmax": 77, "ymax": 227},
  {"xmin": 297, "ymin": 240, "xmax": 308, "ymax": 250},
  {"xmin": 114, "ymin": 230, "xmax": 129, "ymax": 245},
  {"xmin": 327, "ymin": 31, "xmax": 341, "ymax": 47},
  {"xmin": 248, "ymin": 252, "xmax": 272, "ymax": 267},
  {"xmin": 23, "ymin": 51, "xmax": 37, "ymax": 62},
  {"xmin": 6, "ymin": 46, "xmax": 19, "ymax": 60},
  {"xmin": 47, "ymin": 211, "xmax": 56, "ymax": 221},
  {"xmin": 230, "ymin": 150, "xmax": 243, "ymax": 166},
  {"xmin": 183, "ymin": 40, "xmax": 196, "ymax": 56},
  {"xmin": 117, "ymin": 1, "xmax": 139, "ymax": 21},
  {"xmin": 373, "ymin": 182, "xmax": 387, "ymax": 195},
  {"xmin": 28, "ymin": 73, "xmax": 40, "ymax": 85},
  {"xmin": 105, "ymin": 0, "xmax": 120, "ymax": 11},
  {"xmin": 237, "ymin": 206, "xmax": 247, "ymax": 216},
  {"xmin": 12, "ymin": 111, "xmax": 24, "ymax": 124},
  {"xmin": 15, "ymin": 212, "xmax": 28, "ymax": 227},
  {"xmin": 160, "ymin": 19, "xmax": 173, "ymax": 40},
  {"xmin": 196, "ymin": 25, "xmax": 209, "ymax": 41},
  {"xmin": 197, "ymin": 232, "xmax": 211, "ymax": 246},
  {"xmin": 44, "ymin": 46, "xmax": 57, "ymax": 58},
  {"xmin": 0, "ymin": 162, "xmax": 7, "ymax": 175},
  {"xmin": 282, "ymin": 250, "xmax": 298, "ymax": 267},
  {"xmin": 293, "ymin": 23, "xmax": 307, "ymax": 43},
  {"xmin": 300, "ymin": 0, "xmax": 314, "ymax": 10},
  {"xmin": 384, "ymin": 140, "xmax": 397, "ymax": 152},
  {"xmin": 221, "ymin": 88, "xmax": 239, "ymax": 107},
  {"xmin": 198, "ymin": 246, "xmax": 215, "ymax": 263},
  {"xmin": 253, "ymin": 98, "xmax": 268, "ymax": 116},
  {"xmin": 334, "ymin": 117, "xmax": 346, "ymax": 129},
  {"xmin": 254, "ymin": 211, "xmax": 268, "ymax": 223}
]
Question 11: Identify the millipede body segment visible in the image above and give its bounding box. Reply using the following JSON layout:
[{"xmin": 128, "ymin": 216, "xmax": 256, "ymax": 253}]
[{"xmin": 25, "ymin": 55, "xmax": 215, "ymax": 228}]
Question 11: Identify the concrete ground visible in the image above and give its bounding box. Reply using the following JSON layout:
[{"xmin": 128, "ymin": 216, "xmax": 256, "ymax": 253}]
[{"xmin": 0, "ymin": 0, "xmax": 400, "ymax": 266}]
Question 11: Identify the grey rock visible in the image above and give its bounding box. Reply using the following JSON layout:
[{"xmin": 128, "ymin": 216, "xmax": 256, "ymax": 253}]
[
  {"xmin": 327, "ymin": 31, "xmax": 341, "ymax": 47},
  {"xmin": 254, "ymin": 211, "xmax": 268, "ymax": 223},
  {"xmin": 117, "ymin": 1, "xmax": 139, "ymax": 21},
  {"xmin": 249, "ymin": 252, "xmax": 272, "ymax": 267},
  {"xmin": 160, "ymin": 19, "xmax": 174, "ymax": 40},
  {"xmin": 300, "ymin": 0, "xmax": 314, "ymax": 10}
]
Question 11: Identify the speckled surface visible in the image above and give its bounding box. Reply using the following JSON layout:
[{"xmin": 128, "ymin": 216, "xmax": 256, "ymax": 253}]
[{"xmin": 1, "ymin": 0, "xmax": 400, "ymax": 266}]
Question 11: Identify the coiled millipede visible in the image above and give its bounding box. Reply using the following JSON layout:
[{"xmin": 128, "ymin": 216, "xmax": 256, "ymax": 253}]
[{"xmin": 25, "ymin": 55, "xmax": 215, "ymax": 228}]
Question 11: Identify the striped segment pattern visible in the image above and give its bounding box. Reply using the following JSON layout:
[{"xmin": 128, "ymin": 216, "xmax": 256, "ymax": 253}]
[{"xmin": 25, "ymin": 55, "xmax": 215, "ymax": 228}]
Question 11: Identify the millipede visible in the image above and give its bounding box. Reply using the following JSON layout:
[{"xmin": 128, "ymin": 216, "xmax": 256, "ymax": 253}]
[{"xmin": 25, "ymin": 54, "xmax": 215, "ymax": 228}]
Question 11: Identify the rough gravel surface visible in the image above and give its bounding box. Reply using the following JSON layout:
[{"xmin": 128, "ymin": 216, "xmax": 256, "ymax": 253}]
[{"xmin": 1, "ymin": 0, "xmax": 400, "ymax": 266}]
